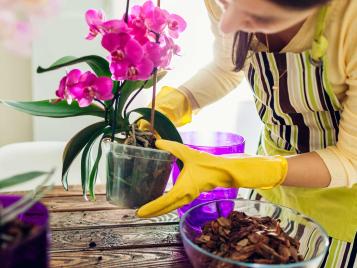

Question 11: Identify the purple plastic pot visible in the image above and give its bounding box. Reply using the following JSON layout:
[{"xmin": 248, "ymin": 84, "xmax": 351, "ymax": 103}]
[
  {"xmin": 172, "ymin": 131, "xmax": 245, "ymax": 218},
  {"xmin": 0, "ymin": 195, "xmax": 49, "ymax": 268}
]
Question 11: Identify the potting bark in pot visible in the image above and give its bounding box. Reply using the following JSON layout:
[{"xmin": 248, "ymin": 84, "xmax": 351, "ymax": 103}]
[{"xmin": 2, "ymin": 0, "xmax": 186, "ymax": 207}]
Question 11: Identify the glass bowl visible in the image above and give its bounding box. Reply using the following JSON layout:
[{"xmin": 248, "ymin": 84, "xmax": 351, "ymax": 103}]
[{"xmin": 180, "ymin": 199, "xmax": 329, "ymax": 268}]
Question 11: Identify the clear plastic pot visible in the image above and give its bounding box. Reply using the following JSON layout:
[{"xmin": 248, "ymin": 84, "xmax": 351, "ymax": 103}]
[{"xmin": 105, "ymin": 142, "xmax": 175, "ymax": 208}]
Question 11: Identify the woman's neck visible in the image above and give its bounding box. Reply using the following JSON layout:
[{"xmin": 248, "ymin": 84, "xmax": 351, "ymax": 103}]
[{"xmin": 256, "ymin": 19, "xmax": 306, "ymax": 52}]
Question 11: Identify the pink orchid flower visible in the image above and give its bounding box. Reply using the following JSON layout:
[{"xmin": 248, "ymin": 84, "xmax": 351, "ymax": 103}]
[
  {"xmin": 102, "ymin": 32, "xmax": 143, "ymax": 63},
  {"xmin": 56, "ymin": 69, "xmax": 113, "ymax": 107},
  {"xmin": 86, "ymin": 9, "xmax": 129, "ymax": 40},
  {"xmin": 167, "ymin": 14, "xmax": 187, "ymax": 39},
  {"xmin": 110, "ymin": 57, "xmax": 154, "ymax": 81},
  {"xmin": 131, "ymin": 1, "xmax": 168, "ymax": 34},
  {"xmin": 102, "ymin": 32, "xmax": 154, "ymax": 80},
  {"xmin": 128, "ymin": 15, "xmax": 150, "ymax": 45},
  {"xmin": 145, "ymin": 6, "xmax": 169, "ymax": 34},
  {"xmin": 102, "ymin": 19, "xmax": 128, "ymax": 34},
  {"xmin": 158, "ymin": 35, "xmax": 181, "ymax": 68},
  {"xmin": 70, "ymin": 71, "xmax": 113, "ymax": 107},
  {"xmin": 129, "ymin": 1, "xmax": 155, "ymax": 44},
  {"xmin": 85, "ymin": 9, "xmax": 105, "ymax": 40},
  {"xmin": 143, "ymin": 42, "xmax": 162, "ymax": 67},
  {"xmin": 56, "ymin": 69, "xmax": 82, "ymax": 104},
  {"xmin": 131, "ymin": 1, "xmax": 155, "ymax": 19}
]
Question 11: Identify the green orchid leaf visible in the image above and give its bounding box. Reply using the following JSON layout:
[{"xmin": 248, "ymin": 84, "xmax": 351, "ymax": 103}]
[
  {"xmin": 118, "ymin": 71, "xmax": 167, "ymax": 118},
  {"xmin": 128, "ymin": 107, "xmax": 184, "ymax": 170},
  {"xmin": 80, "ymin": 127, "xmax": 109, "ymax": 199},
  {"xmin": 88, "ymin": 136, "xmax": 105, "ymax": 201},
  {"xmin": 37, "ymin": 55, "xmax": 112, "ymax": 77},
  {"xmin": 112, "ymin": 81, "xmax": 120, "ymax": 95},
  {"xmin": 62, "ymin": 121, "xmax": 107, "ymax": 190},
  {"xmin": 0, "ymin": 171, "xmax": 48, "ymax": 190},
  {"xmin": 1, "ymin": 100, "xmax": 105, "ymax": 118}
]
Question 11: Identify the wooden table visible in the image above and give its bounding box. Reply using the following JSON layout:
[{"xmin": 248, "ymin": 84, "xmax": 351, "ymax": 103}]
[{"xmin": 40, "ymin": 185, "xmax": 192, "ymax": 267}]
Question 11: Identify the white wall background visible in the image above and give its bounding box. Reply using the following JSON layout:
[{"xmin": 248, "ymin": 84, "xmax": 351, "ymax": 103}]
[
  {"xmin": 0, "ymin": 47, "xmax": 33, "ymax": 146},
  {"xmin": 31, "ymin": 0, "xmax": 261, "ymax": 154},
  {"xmin": 31, "ymin": 0, "xmax": 113, "ymax": 142}
]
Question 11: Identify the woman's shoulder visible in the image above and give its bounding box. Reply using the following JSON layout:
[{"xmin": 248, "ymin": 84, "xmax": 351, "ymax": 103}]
[
  {"xmin": 325, "ymin": 0, "xmax": 356, "ymax": 54},
  {"xmin": 327, "ymin": 0, "xmax": 356, "ymax": 27}
]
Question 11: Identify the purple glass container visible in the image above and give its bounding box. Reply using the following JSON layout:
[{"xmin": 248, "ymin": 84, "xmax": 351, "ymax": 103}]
[
  {"xmin": 0, "ymin": 195, "xmax": 49, "ymax": 268},
  {"xmin": 172, "ymin": 131, "xmax": 245, "ymax": 218}
]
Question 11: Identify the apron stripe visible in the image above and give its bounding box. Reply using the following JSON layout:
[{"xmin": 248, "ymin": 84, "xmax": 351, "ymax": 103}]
[
  {"xmin": 315, "ymin": 66, "xmax": 329, "ymax": 111},
  {"xmin": 312, "ymin": 235, "xmax": 324, "ymax": 258},
  {"xmin": 295, "ymin": 223, "xmax": 306, "ymax": 241},
  {"xmin": 285, "ymin": 219, "xmax": 294, "ymax": 236},
  {"xmin": 250, "ymin": 51, "xmax": 340, "ymax": 154},
  {"xmin": 249, "ymin": 65, "xmax": 267, "ymax": 118},
  {"xmin": 347, "ymin": 233, "xmax": 357, "ymax": 267},
  {"xmin": 341, "ymin": 242, "xmax": 351, "ymax": 267},
  {"xmin": 300, "ymin": 54, "xmax": 314, "ymax": 111},
  {"xmin": 253, "ymin": 55, "xmax": 276, "ymax": 125},
  {"xmin": 316, "ymin": 112, "xmax": 327, "ymax": 148},
  {"xmin": 269, "ymin": 53, "xmax": 294, "ymax": 151},
  {"xmin": 320, "ymin": 237, "xmax": 333, "ymax": 267},
  {"xmin": 276, "ymin": 53, "xmax": 310, "ymax": 152},
  {"xmin": 260, "ymin": 53, "xmax": 286, "ymax": 127},
  {"xmin": 300, "ymin": 53, "xmax": 325, "ymax": 150},
  {"xmin": 318, "ymin": 65, "xmax": 341, "ymax": 137},
  {"xmin": 316, "ymin": 66, "xmax": 337, "ymax": 145}
]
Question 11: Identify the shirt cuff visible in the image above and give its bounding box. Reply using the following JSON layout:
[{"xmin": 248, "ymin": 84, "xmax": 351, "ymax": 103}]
[{"xmin": 177, "ymin": 85, "xmax": 201, "ymax": 110}]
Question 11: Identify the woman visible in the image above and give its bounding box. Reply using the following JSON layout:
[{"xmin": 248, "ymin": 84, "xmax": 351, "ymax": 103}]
[{"xmin": 138, "ymin": 0, "xmax": 357, "ymax": 266}]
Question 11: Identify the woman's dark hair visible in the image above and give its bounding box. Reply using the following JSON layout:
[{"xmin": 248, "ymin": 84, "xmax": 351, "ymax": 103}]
[{"xmin": 232, "ymin": 0, "xmax": 330, "ymax": 71}]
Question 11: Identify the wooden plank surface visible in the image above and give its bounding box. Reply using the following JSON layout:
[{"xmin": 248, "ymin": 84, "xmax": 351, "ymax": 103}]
[
  {"xmin": 35, "ymin": 185, "xmax": 192, "ymax": 267},
  {"xmin": 42, "ymin": 195, "xmax": 119, "ymax": 212},
  {"xmin": 51, "ymin": 223, "xmax": 181, "ymax": 252},
  {"xmin": 50, "ymin": 247, "xmax": 191, "ymax": 268},
  {"xmin": 5, "ymin": 185, "xmax": 106, "ymax": 197},
  {"xmin": 50, "ymin": 210, "xmax": 179, "ymax": 229}
]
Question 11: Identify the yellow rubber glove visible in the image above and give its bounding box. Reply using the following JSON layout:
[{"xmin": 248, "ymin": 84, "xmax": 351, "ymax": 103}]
[
  {"xmin": 137, "ymin": 140, "xmax": 288, "ymax": 218},
  {"xmin": 137, "ymin": 86, "xmax": 193, "ymax": 130}
]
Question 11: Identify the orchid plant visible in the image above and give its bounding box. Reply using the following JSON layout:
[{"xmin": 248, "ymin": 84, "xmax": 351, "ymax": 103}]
[{"xmin": 1, "ymin": 0, "xmax": 185, "ymax": 200}]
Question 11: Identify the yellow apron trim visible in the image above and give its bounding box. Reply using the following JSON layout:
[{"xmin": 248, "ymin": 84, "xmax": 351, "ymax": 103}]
[{"xmin": 311, "ymin": 5, "xmax": 330, "ymax": 64}]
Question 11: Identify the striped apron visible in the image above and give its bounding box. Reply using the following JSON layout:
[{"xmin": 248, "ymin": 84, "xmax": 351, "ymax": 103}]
[{"xmin": 245, "ymin": 6, "xmax": 357, "ymax": 267}]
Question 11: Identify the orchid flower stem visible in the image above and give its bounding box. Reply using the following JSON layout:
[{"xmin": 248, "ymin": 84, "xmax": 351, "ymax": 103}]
[
  {"xmin": 157, "ymin": 0, "xmax": 160, "ymax": 7},
  {"xmin": 105, "ymin": 108, "xmax": 109, "ymax": 123},
  {"xmin": 149, "ymin": 26, "xmax": 160, "ymax": 136},
  {"xmin": 150, "ymin": 68, "xmax": 158, "ymax": 135},
  {"xmin": 124, "ymin": 0, "xmax": 130, "ymax": 23},
  {"xmin": 111, "ymin": 94, "xmax": 120, "ymax": 141},
  {"xmin": 123, "ymin": 80, "xmax": 148, "ymax": 117}
]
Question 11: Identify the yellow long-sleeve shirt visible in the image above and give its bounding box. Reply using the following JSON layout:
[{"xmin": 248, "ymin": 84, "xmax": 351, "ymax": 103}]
[{"xmin": 177, "ymin": 0, "xmax": 357, "ymax": 187}]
